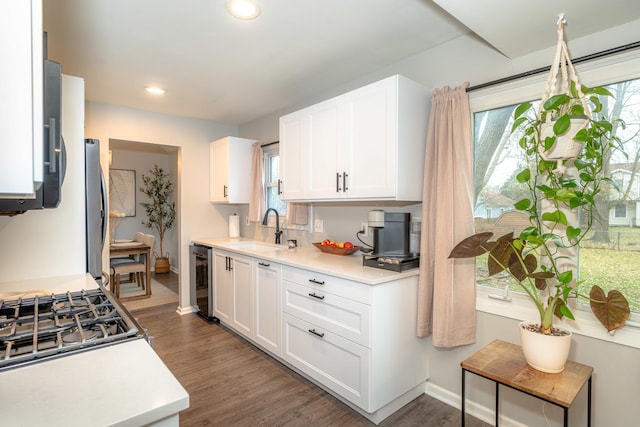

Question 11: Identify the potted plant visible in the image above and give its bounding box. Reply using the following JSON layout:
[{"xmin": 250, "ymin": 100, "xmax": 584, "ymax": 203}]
[
  {"xmin": 536, "ymin": 81, "xmax": 591, "ymax": 162},
  {"xmin": 449, "ymin": 85, "xmax": 631, "ymax": 373},
  {"xmin": 140, "ymin": 165, "xmax": 176, "ymax": 274}
]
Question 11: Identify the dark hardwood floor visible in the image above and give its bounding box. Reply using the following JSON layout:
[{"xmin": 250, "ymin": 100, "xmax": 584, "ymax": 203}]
[{"xmin": 134, "ymin": 275, "xmax": 488, "ymax": 427}]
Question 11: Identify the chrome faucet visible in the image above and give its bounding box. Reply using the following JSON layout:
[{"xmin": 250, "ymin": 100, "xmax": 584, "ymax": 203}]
[{"xmin": 262, "ymin": 208, "xmax": 282, "ymax": 244}]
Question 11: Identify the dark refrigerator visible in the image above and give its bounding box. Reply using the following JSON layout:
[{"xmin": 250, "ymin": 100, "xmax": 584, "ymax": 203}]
[{"xmin": 85, "ymin": 138, "xmax": 108, "ymax": 281}]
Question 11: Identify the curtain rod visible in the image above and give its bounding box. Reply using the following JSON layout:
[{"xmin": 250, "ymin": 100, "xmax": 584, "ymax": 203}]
[
  {"xmin": 466, "ymin": 40, "xmax": 640, "ymax": 93},
  {"xmin": 261, "ymin": 141, "xmax": 279, "ymax": 147}
]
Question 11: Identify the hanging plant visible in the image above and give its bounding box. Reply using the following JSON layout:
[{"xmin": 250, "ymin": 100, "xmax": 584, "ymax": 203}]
[
  {"xmin": 534, "ymin": 14, "xmax": 593, "ymax": 167},
  {"xmin": 449, "ymin": 15, "xmax": 630, "ymax": 372}
]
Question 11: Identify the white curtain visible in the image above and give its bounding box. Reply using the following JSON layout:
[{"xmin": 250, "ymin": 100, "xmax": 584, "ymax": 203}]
[
  {"xmin": 248, "ymin": 142, "xmax": 264, "ymax": 222},
  {"xmin": 416, "ymin": 82, "xmax": 476, "ymax": 348}
]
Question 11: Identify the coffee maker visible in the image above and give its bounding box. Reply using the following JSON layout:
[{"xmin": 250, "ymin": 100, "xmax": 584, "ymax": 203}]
[{"xmin": 363, "ymin": 210, "xmax": 420, "ymax": 271}]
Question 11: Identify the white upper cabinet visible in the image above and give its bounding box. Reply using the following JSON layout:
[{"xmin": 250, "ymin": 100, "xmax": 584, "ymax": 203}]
[
  {"xmin": 0, "ymin": 0, "xmax": 43, "ymax": 197},
  {"xmin": 278, "ymin": 111, "xmax": 306, "ymax": 200},
  {"xmin": 305, "ymin": 97, "xmax": 344, "ymax": 198},
  {"xmin": 279, "ymin": 75, "xmax": 430, "ymax": 202},
  {"xmin": 209, "ymin": 136, "xmax": 256, "ymax": 204}
]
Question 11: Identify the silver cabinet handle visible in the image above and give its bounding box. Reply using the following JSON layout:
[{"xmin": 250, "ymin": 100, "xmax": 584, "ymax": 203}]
[
  {"xmin": 308, "ymin": 279, "xmax": 325, "ymax": 285},
  {"xmin": 223, "ymin": 185, "xmax": 228, "ymax": 198},
  {"xmin": 343, "ymin": 172, "xmax": 348, "ymax": 191},
  {"xmin": 308, "ymin": 329, "xmax": 325, "ymax": 338},
  {"xmin": 336, "ymin": 172, "xmax": 342, "ymax": 192},
  {"xmin": 277, "ymin": 179, "xmax": 282, "ymax": 195},
  {"xmin": 308, "ymin": 292, "xmax": 325, "ymax": 300},
  {"xmin": 258, "ymin": 262, "xmax": 270, "ymax": 267}
]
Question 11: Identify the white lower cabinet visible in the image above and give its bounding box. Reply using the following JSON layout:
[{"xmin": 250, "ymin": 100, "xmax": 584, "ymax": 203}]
[
  {"xmin": 253, "ymin": 260, "xmax": 282, "ymax": 356},
  {"xmin": 282, "ymin": 312, "xmax": 370, "ymax": 408},
  {"xmin": 212, "ymin": 251, "xmax": 232, "ymax": 324},
  {"xmin": 282, "ymin": 281, "xmax": 370, "ymax": 346},
  {"xmin": 211, "ymin": 247, "xmax": 429, "ymax": 424},
  {"xmin": 213, "ymin": 250, "xmax": 252, "ymax": 338},
  {"xmin": 280, "ymin": 265, "xmax": 429, "ymax": 419}
]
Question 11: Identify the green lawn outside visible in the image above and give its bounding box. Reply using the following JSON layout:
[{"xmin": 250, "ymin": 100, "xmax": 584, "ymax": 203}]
[
  {"xmin": 579, "ymin": 248, "xmax": 640, "ymax": 312},
  {"xmin": 475, "ymin": 226, "xmax": 640, "ymax": 313}
]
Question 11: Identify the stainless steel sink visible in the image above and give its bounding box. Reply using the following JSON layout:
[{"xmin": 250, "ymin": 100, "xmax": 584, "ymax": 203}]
[{"xmin": 225, "ymin": 241, "xmax": 286, "ymax": 252}]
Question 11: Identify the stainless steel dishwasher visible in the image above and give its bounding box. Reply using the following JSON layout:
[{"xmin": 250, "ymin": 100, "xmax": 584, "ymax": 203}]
[{"xmin": 190, "ymin": 243, "xmax": 217, "ymax": 321}]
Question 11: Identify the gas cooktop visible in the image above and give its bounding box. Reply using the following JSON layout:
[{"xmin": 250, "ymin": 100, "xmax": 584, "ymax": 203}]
[{"xmin": 0, "ymin": 286, "xmax": 145, "ymax": 371}]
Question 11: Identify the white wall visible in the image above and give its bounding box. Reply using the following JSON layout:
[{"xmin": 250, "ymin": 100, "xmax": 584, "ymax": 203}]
[
  {"xmin": 238, "ymin": 22, "xmax": 640, "ymax": 427},
  {"xmin": 85, "ymin": 102, "xmax": 238, "ymax": 309},
  {"xmin": 0, "ymin": 75, "xmax": 86, "ymax": 284}
]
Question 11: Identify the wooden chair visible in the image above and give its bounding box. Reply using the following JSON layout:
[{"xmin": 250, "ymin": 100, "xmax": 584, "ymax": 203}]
[
  {"xmin": 110, "ymin": 234, "xmax": 155, "ymax": 298},
  {"xmin": 110, "ymin": 231, "xmax": 147, "ymax": 283}
]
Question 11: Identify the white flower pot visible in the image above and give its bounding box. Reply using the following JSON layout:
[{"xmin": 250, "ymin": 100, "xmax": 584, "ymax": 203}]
[
  {"xmin": 519, "ymin": 321, "xmax": 572, "ymax": 373},
  {"xmin": 539, "ymin": 116, "xmax": 588, "ymax": 161}
]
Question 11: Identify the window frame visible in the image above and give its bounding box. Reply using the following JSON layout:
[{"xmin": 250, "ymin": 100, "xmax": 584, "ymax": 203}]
[
  {"xmin": 261, "ymin": 143, "xmax": 312, "ymax": 231},
  {"xmin": 469, "ymin": 48, "xmax": 640, "ymax": 349},
  {"xmin": 263, "ymin": 143, "xmax": 285, "ymax": 215},
  {"xmin": 614, "ymin": 204, "xmax": 627, "ymax": 218}
]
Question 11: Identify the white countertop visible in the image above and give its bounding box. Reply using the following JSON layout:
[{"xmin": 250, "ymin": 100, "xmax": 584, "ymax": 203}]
[
  {"xmin": 191, "ymin": 237, "xmax": 419, "ymax": 285},
  {"xmin": 0, "ymin": 272, "xmax": 100, "ymax": 295},
  {"xmin": 0, "ymin": 273, "xmax": 189, "ymax": 426}
]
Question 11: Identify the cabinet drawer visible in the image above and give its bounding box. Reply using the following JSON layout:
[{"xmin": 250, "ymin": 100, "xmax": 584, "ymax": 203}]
[
  {"xmin": 282, "ymin": 313, "xmax": 370, "ymax": 410},
  {"xmin": 282, "ymin": 265, "xmax": 370, "ymax": 304},
  {"xmin": 282, "ymin": 281, "xmax": 371, "ymax": 347}
]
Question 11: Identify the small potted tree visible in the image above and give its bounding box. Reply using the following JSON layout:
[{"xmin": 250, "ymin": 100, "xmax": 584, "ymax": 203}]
[
  {"xmin": 140, "ymin": 165, "xmax": 176, "ymax": 274},
  {"xmin": 450, "ymin": 85, "xmax": 630, "ymax": 373}
]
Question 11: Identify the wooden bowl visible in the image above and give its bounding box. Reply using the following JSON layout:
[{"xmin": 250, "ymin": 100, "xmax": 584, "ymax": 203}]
[{"xmin": 313, "ymin": 242, "xmax": 362, "ymax": 256}]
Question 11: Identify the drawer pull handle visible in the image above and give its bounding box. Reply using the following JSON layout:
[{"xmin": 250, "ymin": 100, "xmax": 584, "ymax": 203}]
[
  {"xmin": 258, "ymin": 262, "xmax": 270, "ymax": 267},
  {"xmin": 308, "ymin": 329, "xmax": 325, "ymax": 338},
  {"xmin": 308, "ymin": 279, "xmax": 325, "ymax": 285},
  {"xmin": 308, "ymin": 292, "xmax": 325, "ymax": 300}
]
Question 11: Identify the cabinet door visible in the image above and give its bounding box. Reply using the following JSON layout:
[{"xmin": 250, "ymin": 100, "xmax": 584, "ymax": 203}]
[
  {"xmin": 231, "ymin": 255, "xmax": 252, "ymax": 338},
  {"xmin": 210, "ymin": 137, "xmax": 255, "ymax": 203},
  {"xmin": 209, "ymin": 139, "xmax": 229, "ymax": 202},
  {"xmin": 282, "ymin": 313, "xmax": 370, "ymax": 410},
  {"xmin": 0, "ymin": 0, "xmax": 42, "ymax": 196},
  {"xmin": 254, "ymin": 260, "xmax": 281, "ymax": 355},
  {"xmin": 279, "ymin": 111, "xmax": 306, "ymax": 200},
  {"xmin": 343, "ymin": 77, "xmax": 397, "ymax": 199},
  {"xmin": 306, "ymin": 97, "xmax": 344, "ymax": 199},
  {"xmin": 213, "ymin": 252, "xmax": 233, "ymax": 323}
]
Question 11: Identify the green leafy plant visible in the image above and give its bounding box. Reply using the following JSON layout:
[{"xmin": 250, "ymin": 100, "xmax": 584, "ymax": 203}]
[
  {"xmin": 140, "ymin": 165, "xmax": 176, "ymax": 260},
  {"xmin": 450, "ymin": 84, "xmax": 630, "ymax": 335}
]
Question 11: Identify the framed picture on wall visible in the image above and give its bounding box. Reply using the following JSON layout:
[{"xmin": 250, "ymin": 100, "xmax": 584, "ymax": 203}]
[{"xmin": 109, "ymin": 169, "xmax": 136, "ymax": 217}]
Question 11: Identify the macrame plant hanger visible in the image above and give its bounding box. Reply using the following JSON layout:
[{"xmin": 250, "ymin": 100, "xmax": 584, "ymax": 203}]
[{"xmin": 537, "ymin": 14, "xmax": 591, "ymax": 174}]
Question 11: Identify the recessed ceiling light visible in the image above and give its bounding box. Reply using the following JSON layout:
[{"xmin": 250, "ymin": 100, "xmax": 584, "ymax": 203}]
[
  {"xmin": 226, "ymin": 0, "xmax": 260, "ymax": 20},
  {"xmin": 145, "ymin": 86, "xmax": 166, "ymax": 95}
]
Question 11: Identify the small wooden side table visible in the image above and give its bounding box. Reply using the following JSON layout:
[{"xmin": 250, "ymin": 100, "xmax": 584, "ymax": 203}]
[{"xmin": 461, "ymin": 339, "xmax": 593, "ymax": 427}]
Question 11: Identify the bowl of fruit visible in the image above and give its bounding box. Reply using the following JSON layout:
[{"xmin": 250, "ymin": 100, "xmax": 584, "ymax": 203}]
[{"xmin": 313, "ymin": 239, "xmax": 362, "ymax": 256}]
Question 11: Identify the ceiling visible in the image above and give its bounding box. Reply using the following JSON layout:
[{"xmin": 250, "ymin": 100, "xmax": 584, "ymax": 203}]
[{"xmin": 43, "ymin": 0, "xmax": 640, "ymax": 126}]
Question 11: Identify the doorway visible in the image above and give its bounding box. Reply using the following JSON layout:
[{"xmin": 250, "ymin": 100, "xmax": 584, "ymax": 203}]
[{"xmin": 108, "ymin": 138, "xmax": 181, "ymax": 310}]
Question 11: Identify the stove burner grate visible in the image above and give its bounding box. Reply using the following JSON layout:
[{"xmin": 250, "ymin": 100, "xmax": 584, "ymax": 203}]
[{"xmin": 0, "ymin": 286, "xmax": 145, "ymax": 371}]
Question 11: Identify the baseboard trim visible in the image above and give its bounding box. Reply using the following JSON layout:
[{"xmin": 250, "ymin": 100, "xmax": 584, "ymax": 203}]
[
  {"xmin": 176, "ymin": 305, "xmax": 198, "ymax": 315},
  {"xmin": 425, "ymin": 382, "xmax": 525, "ymax": 427}
]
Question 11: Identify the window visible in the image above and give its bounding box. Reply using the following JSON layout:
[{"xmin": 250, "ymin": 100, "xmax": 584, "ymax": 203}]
[
  {"xmin": 263, "ymin": 143, "xmax": 286, "ymax": 216},
  {"xmin": 470, "ymin": 50, "xmax": 640, "ymax": 346}
]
